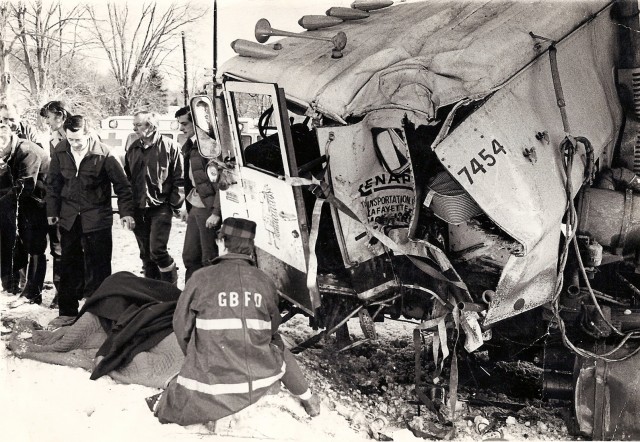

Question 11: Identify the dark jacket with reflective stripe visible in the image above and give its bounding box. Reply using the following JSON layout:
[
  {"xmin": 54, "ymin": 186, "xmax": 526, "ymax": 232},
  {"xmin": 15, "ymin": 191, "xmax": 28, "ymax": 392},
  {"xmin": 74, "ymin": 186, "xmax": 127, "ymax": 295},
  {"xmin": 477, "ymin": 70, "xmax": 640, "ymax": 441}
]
[
  {"xmin": 156, "ymin": 254, "xmax": 284, "ymax": 425},
  {"xmin": 125, "ymin": 133, "xmax": 184, "ymax": 210},
  {"xmin": 46, "ymin": 138, "xmax": 134, "ymax": 232},
  {"xmin": 182, "ymin": 138, "xmax": 220, "ymax": 216}
]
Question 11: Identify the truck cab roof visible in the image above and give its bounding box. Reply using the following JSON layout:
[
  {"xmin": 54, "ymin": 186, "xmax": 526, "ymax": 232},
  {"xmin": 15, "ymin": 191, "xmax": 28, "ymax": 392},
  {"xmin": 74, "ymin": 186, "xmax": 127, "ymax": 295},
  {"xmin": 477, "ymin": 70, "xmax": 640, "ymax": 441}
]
[{"xmin": 221, "ymin": 0, "xmax": 611, "ymax": 122}]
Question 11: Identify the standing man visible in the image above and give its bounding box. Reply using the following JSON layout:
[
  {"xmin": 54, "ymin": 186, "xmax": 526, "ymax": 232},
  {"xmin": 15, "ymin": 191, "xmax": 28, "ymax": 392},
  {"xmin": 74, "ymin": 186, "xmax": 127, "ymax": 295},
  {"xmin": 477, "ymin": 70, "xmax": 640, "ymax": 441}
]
[
  {"xmin": 175, "ymin": 106, "xmax": 220, "ymax": 282},
  {"xmin": 150, "ymin": 217, "xmax": 320, "ymax": 425},
  {"xmin": 0, "ymin": 101, "xmax": 42, "ymax": 293},
  {"xmin": 46, "ymin": 115, "xmax": 135, "ymax": 329},
  {"xmin": 0, "ymin": 123, "xmax": 48, "ymax": 300},
  {"xmin": 125, "ymin": 111, "xmax": 183, "ymax": 284},
  {"xmin": 40, "ymin": 100, "xmax": 70, "ymax": 307}
]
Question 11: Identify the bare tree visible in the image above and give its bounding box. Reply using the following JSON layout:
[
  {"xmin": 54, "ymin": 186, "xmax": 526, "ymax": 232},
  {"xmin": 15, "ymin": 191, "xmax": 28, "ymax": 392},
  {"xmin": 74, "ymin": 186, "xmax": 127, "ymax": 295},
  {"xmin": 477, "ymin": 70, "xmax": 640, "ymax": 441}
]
[
  {"xmin": 11, "ymin": 0, "xmax": 87, "ymax": 102},
  {"xmin": 87, "ymin": 2, "xmax": 207, "ymax": 114},
  {"xmin": 0, "ymin": 2, "xmax": 14, "ymax": 100}
]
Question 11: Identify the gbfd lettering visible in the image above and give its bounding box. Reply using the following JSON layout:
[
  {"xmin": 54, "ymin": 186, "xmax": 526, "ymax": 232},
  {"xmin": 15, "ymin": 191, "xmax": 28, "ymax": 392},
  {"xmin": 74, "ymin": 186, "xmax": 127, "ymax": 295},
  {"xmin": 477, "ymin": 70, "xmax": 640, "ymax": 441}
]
[{"xmin": 218, "ymin": 291, "xmax": 263, "ymax": 307}]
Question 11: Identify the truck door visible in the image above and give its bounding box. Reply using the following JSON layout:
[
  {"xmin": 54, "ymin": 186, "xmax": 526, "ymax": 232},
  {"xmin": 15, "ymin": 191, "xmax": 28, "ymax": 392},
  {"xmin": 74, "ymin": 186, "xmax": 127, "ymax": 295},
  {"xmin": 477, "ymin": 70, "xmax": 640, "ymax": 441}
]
[{"xmin": 221, "ymin": 81, "xmax": 318, "ymax": 315}]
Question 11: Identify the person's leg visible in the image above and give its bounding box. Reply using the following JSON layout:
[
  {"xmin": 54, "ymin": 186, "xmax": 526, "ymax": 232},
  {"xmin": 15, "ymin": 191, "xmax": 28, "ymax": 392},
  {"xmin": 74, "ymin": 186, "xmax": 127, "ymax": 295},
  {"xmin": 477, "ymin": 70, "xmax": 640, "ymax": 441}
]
[
  {"xmin": 0, "ymin": 200, "xmax": 24, "ymax": 293},
  {"xmin": 81, "ymin": 227, "xmax": 113, "ymax": 298},
  {"xmin": 182, "ymin": 209, "xmax": 202, "ymax": 282},
  {"xmin": 280, "ymin": 348, "xmax": 321, "ymax": 416},
  {"xmin": 149, "ymin": 205, "xmax": 177, "ymax": 284},
  {"xmin": 281, "ymin": 348, "xmax": 310, "ymax": 395},
  {"xmin": 58, "ymin": 219, "xmax": 85, "ymax": 317},
  {"xmin": 18, "ymin": 200, "xmax": 48, "ymax": 302},
  {"xmin": 48, "ymin": 224, "xmax": 62, "ymax": 290},
  {"xmin": 133, "ymin": 208, "xmax": 159, "ymax": 279},
  {"xmin": 194, "ymin": 207, "xmax": 218, "ymax": 267},
  {"xmin": 0, "ymin": 201, "xmax": 16, "ymax": 291}
]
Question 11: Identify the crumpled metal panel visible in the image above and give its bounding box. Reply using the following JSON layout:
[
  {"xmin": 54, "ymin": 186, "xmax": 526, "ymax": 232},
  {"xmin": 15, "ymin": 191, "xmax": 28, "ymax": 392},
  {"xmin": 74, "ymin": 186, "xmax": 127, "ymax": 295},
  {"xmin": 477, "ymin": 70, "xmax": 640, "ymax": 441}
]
[
  {"xmin": 484, "ymin": 229, "xmax": 560, "ymax": 324},
  {"xmin": 576, "ymin": 351, "xmax": 640, "ymax": 440},
  {"xmin": 436, "ymin": 7, "xmax": 621, "ymax": 323},
  {"xmin": 317, "ymin": 112, "xmax": 416, "ymax": 266}
]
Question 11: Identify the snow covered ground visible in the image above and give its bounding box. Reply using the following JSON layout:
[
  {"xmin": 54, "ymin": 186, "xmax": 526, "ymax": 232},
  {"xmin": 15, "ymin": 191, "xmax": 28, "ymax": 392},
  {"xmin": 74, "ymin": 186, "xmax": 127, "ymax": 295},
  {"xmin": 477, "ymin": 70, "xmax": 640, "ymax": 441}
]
[
  {"xmin": 1, "ymin": 217, "xmax": 575, "ymax": 441},
  {"xmin": 1, "ymin": 218, "xmax": 430, "ymax": 442},
  {"xmin": 0, "ymin": 219, "xmax": 352, "ymax": 442}
]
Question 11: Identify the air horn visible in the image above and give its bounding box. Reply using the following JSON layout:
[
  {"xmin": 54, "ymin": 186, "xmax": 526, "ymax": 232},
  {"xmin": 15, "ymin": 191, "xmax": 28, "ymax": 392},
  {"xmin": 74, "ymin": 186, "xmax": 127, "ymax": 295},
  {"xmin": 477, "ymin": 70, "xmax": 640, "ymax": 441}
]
[{"xmin": 255, "ymin": 18, "xmax": 347, "ymax": 59}]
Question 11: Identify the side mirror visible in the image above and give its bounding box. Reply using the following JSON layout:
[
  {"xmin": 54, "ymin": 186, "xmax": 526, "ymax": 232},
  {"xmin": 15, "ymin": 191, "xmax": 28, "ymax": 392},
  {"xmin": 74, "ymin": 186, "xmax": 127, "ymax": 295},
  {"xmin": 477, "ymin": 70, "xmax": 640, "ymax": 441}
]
[
  {"xmin": 190, "ymin": 96, "xmax": 221, "ymax": 159},
  {"xmin": 372, "ymin": 128, "xmax": 409, "ymax": 175}
]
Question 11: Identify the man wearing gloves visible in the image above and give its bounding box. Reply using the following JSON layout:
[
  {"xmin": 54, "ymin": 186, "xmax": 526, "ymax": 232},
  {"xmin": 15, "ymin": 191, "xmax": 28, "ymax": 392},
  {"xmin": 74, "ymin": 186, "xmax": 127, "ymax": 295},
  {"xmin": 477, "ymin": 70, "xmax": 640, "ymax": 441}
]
[
  {"xmin": 149, "ymin": 217, "xmax": 320, "ymax": 426},
  {"xmin": 46, "ymin": 115, "xmax": 135, "ymax": 329}
]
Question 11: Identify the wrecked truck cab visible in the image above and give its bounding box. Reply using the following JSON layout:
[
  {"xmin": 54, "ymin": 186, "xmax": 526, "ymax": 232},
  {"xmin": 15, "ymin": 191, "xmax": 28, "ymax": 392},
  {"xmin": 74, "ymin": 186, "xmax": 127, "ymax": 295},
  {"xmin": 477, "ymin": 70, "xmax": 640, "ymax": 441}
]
[{"xmin": 193, "ymin": 0, "xmax": 640, "ymax": 438}]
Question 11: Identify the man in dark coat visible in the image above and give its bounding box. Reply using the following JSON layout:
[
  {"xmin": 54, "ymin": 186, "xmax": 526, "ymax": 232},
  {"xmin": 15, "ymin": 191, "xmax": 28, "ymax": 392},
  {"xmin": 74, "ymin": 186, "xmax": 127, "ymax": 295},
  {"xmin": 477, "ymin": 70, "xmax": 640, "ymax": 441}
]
[
  {"xmin": 150, "ymin": 217, "xmax": 320, "ymax": 426},
  {"xmin": 46, "ymin": 115, "xmax": 135, "ymax": 329},
  {"xmin": 175, "ymin": 105, "xmax": 221, "ymax": 282},
  {"xmin": 125, "ymin": 111, "xmax": 183, "ymax": 284},
  {"xmin": 0, "ymin": 123, "xmax": 48, "ymax": 300}
]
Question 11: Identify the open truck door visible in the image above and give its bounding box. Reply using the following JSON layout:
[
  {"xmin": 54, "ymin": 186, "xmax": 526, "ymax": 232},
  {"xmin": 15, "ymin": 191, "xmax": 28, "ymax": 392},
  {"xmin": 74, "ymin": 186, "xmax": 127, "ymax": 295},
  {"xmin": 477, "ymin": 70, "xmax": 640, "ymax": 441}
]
[{"xmin": 191, "ymin": 83, "xmax": 319, "ymax": 315}]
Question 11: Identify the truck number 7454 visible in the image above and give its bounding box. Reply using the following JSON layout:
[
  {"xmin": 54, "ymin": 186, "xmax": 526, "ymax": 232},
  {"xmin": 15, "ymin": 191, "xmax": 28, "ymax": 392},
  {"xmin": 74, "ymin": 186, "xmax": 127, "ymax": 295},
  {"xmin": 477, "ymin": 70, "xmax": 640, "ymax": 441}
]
[{"xmin": 456, "ymin": 139, "xmax": 507, "ymax": 186}]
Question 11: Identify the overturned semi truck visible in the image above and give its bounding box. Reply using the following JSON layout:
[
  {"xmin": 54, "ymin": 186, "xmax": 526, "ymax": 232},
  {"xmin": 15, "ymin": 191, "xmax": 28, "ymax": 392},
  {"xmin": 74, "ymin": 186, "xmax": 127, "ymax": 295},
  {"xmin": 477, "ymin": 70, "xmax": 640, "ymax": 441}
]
[{"xmin": 192, "ymin": 0, "xmax": 640, "ymax": 438}]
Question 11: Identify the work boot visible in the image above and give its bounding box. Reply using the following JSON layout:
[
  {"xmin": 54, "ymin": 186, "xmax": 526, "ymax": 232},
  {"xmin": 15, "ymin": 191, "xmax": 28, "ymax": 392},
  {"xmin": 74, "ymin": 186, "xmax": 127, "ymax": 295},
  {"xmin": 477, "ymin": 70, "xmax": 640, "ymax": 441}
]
[
  {"xmin": 47, "ymin": 315, "xmax": 76, "ymax": 330},
  {"xmin": 159, "ymin": 262, "xmax": 178, "ymax": 285},
  {"xmin": 1, "ymin": 272, "xmax": 21, "ymax": 295},
  {"xmin": 143, "ymin": 260, "xmax": 161, "ymax": 280},
  {"xmin": 301, "ymin": 394, "xmax": 321, "ymax": 417},
  {"xmin": 19, "ymin": 254, "xmax": 46, "ymax": 305}
]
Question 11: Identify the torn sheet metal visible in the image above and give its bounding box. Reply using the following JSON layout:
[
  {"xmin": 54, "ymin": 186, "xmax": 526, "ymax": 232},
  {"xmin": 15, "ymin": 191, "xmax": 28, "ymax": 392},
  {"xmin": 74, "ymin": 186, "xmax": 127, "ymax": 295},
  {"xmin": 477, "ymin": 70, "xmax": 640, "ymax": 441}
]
[
  {"xmin": 317, "ymin": 113, "xmax": 415, "ymax": 266},
  {"xmin": 484, "ymin": 228, "xmax": 560, "ymax": 325},
  {"xmin": 436, "ymin": 6, "xmax": 621, "ymax": 256},
  {"xmin": 436, "ymin": 7, "xmax": 621, "ymax": 321}
]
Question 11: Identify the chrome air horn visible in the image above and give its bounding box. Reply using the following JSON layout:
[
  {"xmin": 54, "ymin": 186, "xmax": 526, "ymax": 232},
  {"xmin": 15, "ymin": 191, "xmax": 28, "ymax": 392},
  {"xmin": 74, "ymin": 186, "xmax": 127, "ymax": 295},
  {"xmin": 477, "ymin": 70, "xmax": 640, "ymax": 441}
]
[{"xmin": 254, "ymin": 18, "xmax": 347, "ymax": 58}]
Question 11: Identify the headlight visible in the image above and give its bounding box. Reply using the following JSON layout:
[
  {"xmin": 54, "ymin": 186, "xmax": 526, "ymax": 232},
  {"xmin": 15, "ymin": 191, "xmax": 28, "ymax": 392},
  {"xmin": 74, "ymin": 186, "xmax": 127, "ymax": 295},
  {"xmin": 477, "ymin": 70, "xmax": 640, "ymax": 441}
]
[{"xmin": 206, "ymin": 161, "xmax": 219, "ymax": 183}]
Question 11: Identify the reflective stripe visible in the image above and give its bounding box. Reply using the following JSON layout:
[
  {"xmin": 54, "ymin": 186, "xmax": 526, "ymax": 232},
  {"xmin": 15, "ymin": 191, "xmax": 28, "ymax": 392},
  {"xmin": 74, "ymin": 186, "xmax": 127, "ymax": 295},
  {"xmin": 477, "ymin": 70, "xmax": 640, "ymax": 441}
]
[
  {"xmin": 245, "ymin": 319, "xmax": 272, "ymax": 330},
  {"xmin": 177, "ymin": 362, "xmax": 286, "ymax": 396},
  {"xmin": 196, "ymin": 318, "xmax": 272, "ymax": 331},
  {"xmin": 196, "ymin": 318, "xmax": 242, "ymax": 330}
]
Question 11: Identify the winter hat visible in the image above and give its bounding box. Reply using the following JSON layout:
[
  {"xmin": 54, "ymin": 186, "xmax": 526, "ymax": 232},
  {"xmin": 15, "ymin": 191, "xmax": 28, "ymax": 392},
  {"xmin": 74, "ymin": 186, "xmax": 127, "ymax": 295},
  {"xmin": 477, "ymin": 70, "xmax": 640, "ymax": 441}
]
[{"xmin": 219, "ymin": 217, "xmax": 256, "ymax": 240}]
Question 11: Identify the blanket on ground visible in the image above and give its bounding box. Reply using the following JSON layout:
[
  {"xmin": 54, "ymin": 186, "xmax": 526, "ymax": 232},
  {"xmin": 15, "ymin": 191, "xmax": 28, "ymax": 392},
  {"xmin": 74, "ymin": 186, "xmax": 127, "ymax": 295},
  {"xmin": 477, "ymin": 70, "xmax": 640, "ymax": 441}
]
[
  {"xmin": 82, "ymin": 271, "xmax": 182, "ymax": 380},
  {"xmin": 6, "ymin": 272, "xmax": 185, "ymax": 388}
]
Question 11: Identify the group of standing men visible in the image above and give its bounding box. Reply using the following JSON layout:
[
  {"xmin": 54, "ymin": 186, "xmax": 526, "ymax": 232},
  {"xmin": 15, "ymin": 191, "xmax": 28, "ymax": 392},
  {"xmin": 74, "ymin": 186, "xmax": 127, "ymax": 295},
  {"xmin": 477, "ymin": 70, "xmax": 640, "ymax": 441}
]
[{"xmin": 0, "ymin": 102, "xmax": 221, "ymax": 329}]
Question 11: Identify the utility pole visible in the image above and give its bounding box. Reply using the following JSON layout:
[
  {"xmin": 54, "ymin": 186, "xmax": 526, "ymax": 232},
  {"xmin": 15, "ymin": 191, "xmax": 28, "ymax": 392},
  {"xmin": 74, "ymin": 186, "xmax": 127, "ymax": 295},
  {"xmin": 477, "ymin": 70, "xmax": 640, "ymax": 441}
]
[
  {"xmin": 213, "ymin": 0, "xmax": 217, "ymax": 86},
  {"xmin": 182, "ymin": 31, "xmax": 188, "ymax": 106}
]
